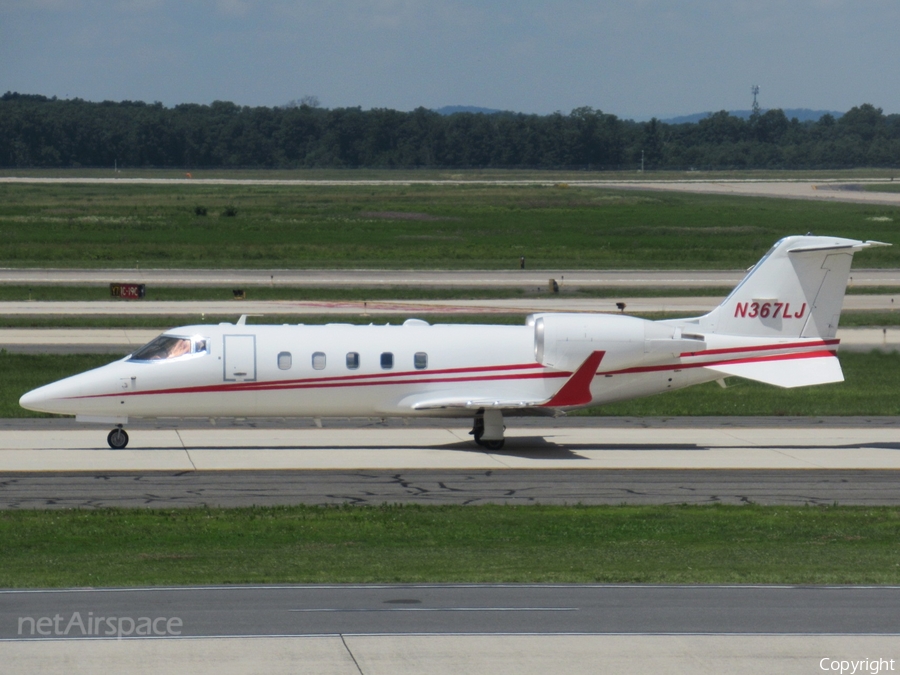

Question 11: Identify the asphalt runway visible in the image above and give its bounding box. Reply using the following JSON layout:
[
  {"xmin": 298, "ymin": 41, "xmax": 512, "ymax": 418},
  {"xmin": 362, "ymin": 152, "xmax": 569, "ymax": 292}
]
[
  {"xmin": 5, "ymin": 585, "xmax": 900, "ymax": 674},
  {"xmin": 3, "ymin": 469, "xmax": 900, "ymax": 509},
  {"xmin": 6, "ymin": 584, "xmax": 900, "ymax": 637}
]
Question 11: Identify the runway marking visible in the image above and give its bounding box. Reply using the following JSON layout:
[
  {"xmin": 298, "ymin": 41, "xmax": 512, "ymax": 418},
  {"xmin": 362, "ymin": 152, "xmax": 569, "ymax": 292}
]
[{"xmin": 4, "ymin": 631, "xmax": 900, "ymax": 642}]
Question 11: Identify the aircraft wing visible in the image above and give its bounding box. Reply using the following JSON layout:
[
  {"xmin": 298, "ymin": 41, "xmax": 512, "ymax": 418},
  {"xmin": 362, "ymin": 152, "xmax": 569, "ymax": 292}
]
[
  {"xmin": 406, "ymin": 395, "xmax": 547, "ymax": 411},
  {"xmin": 397, "ymin": 351, "xmax": 605, "ymax": 412}
]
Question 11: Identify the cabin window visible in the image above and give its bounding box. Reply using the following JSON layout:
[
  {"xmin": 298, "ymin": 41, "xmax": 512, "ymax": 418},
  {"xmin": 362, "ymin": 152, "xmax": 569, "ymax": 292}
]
[
  {"xmin": 380, "ymin": 352, "xmax": 394, "ymax": 369},
  {"xmin": 346, "ymin": 352, "xmax": 360, "ymax": 369},
  {"xmin": 277, "ymin": 352, "xmax": 292, "ymax": 370},
  {"xmin": 312, "ymin": 352, "xmax": 326, "ymax": 370},
  {"xmin": 414, "ymin": 352, "xmax": 428, "ymax": 369}
]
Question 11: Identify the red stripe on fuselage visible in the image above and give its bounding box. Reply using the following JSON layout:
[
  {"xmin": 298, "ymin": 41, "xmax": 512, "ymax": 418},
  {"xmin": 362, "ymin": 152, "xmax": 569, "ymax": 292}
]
[
  {"xmin": 72, "ymin": 363, "xmax": 564, "ymax": 400},
  {"xmin": 679, "ymin": 339, "xmax": 839, "ymax": 359}
]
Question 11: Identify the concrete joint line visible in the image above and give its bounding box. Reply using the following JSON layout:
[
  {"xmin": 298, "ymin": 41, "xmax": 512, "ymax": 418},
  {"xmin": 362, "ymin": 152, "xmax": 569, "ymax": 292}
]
[
  {"xmin": 176, "ymin": 431, "xmax": 198, "ymax": 471},
  {"xmin": 340, "ymin": 634, "xmax": 365, "ymax": 675},
  {"xmin": 771, "ymin": 447, "xmax": 828, "ymax": 470}
]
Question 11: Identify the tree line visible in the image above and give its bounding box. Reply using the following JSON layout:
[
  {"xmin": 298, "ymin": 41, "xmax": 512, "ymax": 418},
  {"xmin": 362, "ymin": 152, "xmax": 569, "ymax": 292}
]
[{"xmin": 1, "ymin": 92, "xmax": 898, "ymax": 170}]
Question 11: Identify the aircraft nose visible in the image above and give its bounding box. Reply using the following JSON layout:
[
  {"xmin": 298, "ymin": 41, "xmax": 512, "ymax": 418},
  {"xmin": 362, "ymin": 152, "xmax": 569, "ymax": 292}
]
[
  {"xmin": 19, "ymin": 363, "xmax": 125, "ymax": 415},
  {"xmin": 19, "ymin": 384, "xmax": 55, "ymax": 413},
  {"xmin": 19, "ymin": 377, "xmax": 83, "ymax": 414}
]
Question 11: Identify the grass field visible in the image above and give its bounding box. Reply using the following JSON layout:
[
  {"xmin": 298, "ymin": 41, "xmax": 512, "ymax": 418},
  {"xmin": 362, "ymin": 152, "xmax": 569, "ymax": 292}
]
[
  {"xmin": 865, "ymin": 184, "xmax": 900, "ymax": 193},
  {"xmin": 4, "ymin": 167, "xmax": 900, "ymax": 181},
  {"xmin": 1, "ymin": 182, "xmax": 898, "ymax": 269},
  {"xmin": 6, "ymin": 350, "xmax": 898, "ymax": 418},
  {"xmin": 3, "ymin": 504, "xmax": 900, "ymax": 587}
]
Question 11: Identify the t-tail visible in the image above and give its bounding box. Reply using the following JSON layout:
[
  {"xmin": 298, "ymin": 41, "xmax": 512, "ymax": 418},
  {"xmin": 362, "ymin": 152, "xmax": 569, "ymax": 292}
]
[
  {"xmin": 677, "ymin": 235, "xmax": 889, "ymax": 388},
  {"xmin": 699, "ymin": 235, "xmax": 888, "ymax": 339}
]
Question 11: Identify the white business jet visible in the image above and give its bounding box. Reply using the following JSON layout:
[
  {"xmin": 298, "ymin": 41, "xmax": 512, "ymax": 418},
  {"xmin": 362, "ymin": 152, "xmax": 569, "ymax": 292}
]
[{"xmin": 20, "ymin": 235, "xmax": 887, "ymax": 449}]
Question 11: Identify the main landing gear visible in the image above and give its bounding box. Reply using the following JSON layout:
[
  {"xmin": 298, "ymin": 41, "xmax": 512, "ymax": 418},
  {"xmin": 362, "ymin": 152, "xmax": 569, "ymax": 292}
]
[
  {"xmin": 107, "ymin": 426, "xmax": 129, "ymax": 449},
  {"xmin": 470, "ymin": 409, "xmax": 505, "ymax": 450}
]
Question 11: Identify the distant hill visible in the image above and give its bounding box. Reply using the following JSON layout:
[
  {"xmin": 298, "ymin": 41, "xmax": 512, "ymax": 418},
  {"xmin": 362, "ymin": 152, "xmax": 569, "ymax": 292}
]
[
  {"xmin": 663, "ymin": 109, "xmax": 844, "ymax": 124},
  {"xmin": 433, "ymin": 105, "xmax": 505, "ymax": 116}
]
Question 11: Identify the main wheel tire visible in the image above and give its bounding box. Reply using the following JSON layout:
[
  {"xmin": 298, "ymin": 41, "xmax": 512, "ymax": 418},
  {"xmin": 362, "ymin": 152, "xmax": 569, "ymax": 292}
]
[
  {"xmin": 470, "ymin": 417, "xmax": 485, "ymax": 446},
  {"xmin": 482, "ymin": 439, "xmax": 505, "ymax": 450},
  {"xmin": 107, "ymin": 428, "xmax": 129, "ymax": 449}
]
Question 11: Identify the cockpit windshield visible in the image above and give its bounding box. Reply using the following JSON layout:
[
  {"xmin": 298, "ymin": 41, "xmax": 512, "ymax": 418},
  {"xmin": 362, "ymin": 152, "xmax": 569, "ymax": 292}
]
[{"xmin": 129, "ymin": 335, "xmax": 207, "ymax": 361}]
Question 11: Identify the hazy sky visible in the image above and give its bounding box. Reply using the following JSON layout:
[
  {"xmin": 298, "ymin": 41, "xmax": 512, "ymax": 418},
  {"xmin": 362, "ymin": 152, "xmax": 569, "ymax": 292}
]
[{"xmin": 1, "ymin": 0, "xmax": 897, "ymax": 119}]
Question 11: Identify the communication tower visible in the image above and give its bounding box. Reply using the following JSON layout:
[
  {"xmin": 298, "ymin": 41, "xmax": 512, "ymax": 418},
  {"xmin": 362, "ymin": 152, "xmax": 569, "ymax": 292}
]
[{"xmin": 751, "ymin": 85, "xmax": 760, "ymax": 116}]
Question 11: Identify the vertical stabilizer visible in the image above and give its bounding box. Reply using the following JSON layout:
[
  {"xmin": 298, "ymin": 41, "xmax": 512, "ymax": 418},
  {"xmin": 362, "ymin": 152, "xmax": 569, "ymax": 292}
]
[{"xmin": 698, "ymin": 236, "xmax": 888, "ymax": 339}]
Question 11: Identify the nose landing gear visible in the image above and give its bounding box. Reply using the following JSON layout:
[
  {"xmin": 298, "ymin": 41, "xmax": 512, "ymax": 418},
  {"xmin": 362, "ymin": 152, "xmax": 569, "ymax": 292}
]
[
  {"xmin": 469, "ymin": 409, "xmax": 505, "ymax": 450},
  {"xmin": 107, "ymin": 426, "xmax": 129, "ymax": 449}
]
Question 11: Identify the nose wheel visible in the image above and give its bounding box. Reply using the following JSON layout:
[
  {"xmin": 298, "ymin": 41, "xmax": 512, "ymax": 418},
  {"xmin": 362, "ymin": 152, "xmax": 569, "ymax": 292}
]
[
  {"xmin": 107, "ymin": 427, "xmax": 129, "ymax": 449},
  {"xmin": 481, "ymin": 438, "xmax": 505, "ymax": 450}
]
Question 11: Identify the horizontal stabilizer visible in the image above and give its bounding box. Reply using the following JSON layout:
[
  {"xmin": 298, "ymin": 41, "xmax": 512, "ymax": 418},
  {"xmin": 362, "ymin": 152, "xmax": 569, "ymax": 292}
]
[{"xmin": 706, "ymin": 352, "xmax": 843, "ymax": 388}]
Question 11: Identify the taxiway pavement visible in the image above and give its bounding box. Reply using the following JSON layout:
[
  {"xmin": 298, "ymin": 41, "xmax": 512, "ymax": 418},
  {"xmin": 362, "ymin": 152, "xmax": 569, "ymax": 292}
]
[
  {"xmin": 5, "ymin": 174, "xmax": 900, "ymax": 207},
  {"xmin": 0, "ymin": 294, "xmax": 897, "ymax": 319},
  {"xmin": 1, "ymin": 267, "xmax": 899, "ymax": 288},
  {"xmin": 1, "ymin": 418, "xmax": 898, "ymax": 474},
  {"xmin": 3, "ymin": 418, "xmax": 897, "ymax": 507}
]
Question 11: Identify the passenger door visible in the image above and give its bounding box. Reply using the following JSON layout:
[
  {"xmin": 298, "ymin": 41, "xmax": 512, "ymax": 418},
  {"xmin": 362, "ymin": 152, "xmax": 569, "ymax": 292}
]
[{"xmin": 223, "ymin": 335, "xmax": 257, "ymax": 382}]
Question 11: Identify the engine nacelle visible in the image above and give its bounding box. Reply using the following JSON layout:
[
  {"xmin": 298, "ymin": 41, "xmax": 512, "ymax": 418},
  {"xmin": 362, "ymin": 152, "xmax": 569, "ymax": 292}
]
[{"xmin": 528, "ymin": 313, "xmax": 704, "ymax": 372}]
